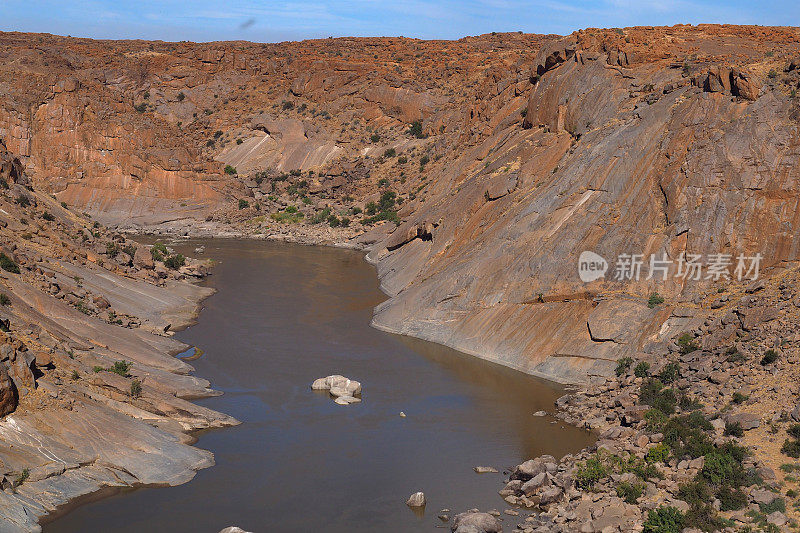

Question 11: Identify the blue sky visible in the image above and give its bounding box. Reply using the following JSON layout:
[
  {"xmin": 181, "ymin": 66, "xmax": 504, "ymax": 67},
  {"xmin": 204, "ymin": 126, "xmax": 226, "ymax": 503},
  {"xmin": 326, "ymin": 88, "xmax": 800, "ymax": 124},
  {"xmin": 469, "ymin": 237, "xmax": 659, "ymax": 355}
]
[{"xmin": 0, "ymin": 0, "xmax": 798, "ymax": 42}]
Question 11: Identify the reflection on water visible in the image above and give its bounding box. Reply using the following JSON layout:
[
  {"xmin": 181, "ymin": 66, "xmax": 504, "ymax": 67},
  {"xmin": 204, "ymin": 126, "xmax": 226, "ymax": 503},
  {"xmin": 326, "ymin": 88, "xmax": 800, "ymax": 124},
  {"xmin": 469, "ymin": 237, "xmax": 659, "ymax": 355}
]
[{"xmin": 45, "ymin": 239, "xmax": 592, "ymax": 533}]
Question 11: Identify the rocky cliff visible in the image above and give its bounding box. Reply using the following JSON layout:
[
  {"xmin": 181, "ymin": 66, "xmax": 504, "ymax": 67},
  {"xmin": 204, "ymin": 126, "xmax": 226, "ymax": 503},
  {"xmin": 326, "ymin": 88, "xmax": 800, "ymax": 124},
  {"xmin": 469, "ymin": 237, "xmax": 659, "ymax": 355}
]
[
  {"xmin": 1, "ymin": 26, "xmax": 800, "ymax": 386},
  {"xmin": 0, "ymin": 139, "xmax": 237, "ymax": 531}
]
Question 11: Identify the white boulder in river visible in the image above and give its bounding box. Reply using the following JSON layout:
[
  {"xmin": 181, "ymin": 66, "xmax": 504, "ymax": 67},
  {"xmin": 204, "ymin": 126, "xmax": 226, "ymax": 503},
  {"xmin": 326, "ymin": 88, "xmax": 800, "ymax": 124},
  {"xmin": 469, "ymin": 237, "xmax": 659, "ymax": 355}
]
[
  {"xmin": 311, "ymin": 375, "xmax": 362, "ymax": 405},
  {"xmin": 406, "ymin": 491, "xmax": 426, "ymax": 507}
]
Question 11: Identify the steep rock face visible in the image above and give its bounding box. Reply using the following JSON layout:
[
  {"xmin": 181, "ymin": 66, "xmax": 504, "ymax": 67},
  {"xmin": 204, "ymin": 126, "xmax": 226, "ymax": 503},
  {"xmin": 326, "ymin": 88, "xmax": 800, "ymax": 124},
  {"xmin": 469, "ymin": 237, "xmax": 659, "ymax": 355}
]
[{"xmin": 369, "ymin": 26, "xmax": 800, "ymax": 382}]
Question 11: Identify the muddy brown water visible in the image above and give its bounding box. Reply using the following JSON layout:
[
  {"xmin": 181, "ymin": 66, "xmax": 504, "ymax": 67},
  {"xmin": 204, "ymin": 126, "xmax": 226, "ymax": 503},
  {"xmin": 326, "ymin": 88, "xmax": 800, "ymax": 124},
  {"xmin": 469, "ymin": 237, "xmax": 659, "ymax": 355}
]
[{"xmin": 44, "ymin": 239, "xmax": 593, "ymax": 533}]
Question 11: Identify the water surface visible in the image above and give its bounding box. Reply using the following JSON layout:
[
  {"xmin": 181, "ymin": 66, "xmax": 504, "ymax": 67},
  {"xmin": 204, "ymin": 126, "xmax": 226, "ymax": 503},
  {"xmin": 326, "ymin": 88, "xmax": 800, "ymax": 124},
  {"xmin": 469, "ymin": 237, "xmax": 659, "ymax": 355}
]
[{"xmin": 45, "ymin": 239, "xmax": 592, "ymax": 532}]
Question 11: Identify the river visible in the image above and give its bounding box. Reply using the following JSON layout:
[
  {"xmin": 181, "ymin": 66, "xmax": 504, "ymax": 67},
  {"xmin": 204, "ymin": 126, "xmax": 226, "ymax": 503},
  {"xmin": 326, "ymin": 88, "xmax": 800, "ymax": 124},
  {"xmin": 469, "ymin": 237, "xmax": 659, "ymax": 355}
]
[{"xmin": 44, "ymin": 238, "xmax": 592, "ymax": 532}]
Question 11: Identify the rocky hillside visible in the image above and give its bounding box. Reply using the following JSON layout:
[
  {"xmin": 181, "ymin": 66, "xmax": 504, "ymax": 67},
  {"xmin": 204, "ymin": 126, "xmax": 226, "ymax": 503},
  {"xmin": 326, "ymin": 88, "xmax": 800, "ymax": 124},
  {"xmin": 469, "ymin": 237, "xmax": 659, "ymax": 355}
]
[
  {"xmin": 2, "ymin": 26, "xmax": 800, "ymax": 387},
  {"xmin": 0, "ymin": 139, "xmax": 237, "ymax": 531}
]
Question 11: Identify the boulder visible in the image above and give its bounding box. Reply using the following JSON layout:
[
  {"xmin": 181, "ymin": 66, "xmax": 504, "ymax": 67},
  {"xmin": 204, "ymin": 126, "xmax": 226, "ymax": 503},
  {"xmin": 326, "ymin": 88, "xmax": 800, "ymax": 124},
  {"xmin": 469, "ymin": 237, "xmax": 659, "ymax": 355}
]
[
  {"xmin": 0, "ymin": 362, "xmax": 18, "ymax": 417},
  {"xmin": 406, "ymin": 491, "xmax": 426, "ymax": 507},
  {"xmin": 451, "ymin": 511, "xmax": 502, "ymax": 533},
  {"xmin": 133, "ymin": 246, "xmax": 154, "ymax": 269}
]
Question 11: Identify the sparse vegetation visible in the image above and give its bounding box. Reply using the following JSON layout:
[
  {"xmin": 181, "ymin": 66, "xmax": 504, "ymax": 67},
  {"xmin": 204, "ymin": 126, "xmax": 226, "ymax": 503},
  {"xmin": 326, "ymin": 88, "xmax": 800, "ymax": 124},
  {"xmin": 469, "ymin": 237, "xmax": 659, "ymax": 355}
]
[
  {"xmin": 676, "ymin": 333, "xmax": 699, "ymax": 354},
  {"xmin": 647, "ymin": 292, "xmax": 664, "ymax": 308},
  {"xmin": 634, "ymin": 361, "xmax": 650, "ymax": 378},
  {"xmin": 0, "ymin": 253, "xmax": 20, "ymax": 274},
  {"xmin": 615, "ymin": 356, "xmax": 633, "ymax": 376},
  {"xmin": 130, "ymin": 379, "xmax": 142, "ymax": 398},
  {"xmin": 163, "ymin": 254, "xmax": 185, "ymax": 270},
  {"xmin": 760, "ymin": 349, "xmax": 778, "ymax": 365},
  {"xmin": 225, "ymin": 165, "xmax": 238, "ymax": 175}
]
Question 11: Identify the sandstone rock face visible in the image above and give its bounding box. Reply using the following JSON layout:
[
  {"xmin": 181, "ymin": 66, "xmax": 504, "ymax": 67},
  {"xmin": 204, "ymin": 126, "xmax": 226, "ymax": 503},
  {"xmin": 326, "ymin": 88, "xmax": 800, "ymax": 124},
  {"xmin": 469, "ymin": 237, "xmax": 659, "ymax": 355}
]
[
  {"xmin": 368, "ymin": 26, "xmax": 800, "ymax": 383},
  {"xmin": 0, "ymin": 140, "xmax": 238, "ymax": 530}
]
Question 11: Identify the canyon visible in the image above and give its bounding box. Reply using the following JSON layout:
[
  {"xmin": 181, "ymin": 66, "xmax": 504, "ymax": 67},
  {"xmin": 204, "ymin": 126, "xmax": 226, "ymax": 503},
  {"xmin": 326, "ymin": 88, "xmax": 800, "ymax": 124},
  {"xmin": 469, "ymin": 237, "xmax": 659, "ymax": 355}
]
[{"xmin": 0, "ymin": 24, "xmax": 799, "ymax": 531}]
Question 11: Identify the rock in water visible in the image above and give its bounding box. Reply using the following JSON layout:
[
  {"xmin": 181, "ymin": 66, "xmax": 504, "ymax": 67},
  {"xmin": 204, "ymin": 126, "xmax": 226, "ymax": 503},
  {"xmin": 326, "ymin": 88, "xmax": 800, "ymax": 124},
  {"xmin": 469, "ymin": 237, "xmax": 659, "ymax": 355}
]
[
  {"xmin": 219, "ymin": 528, "xmax": 252, "ymax": 533},
  {"xmin": 473, "ymin": 466, "xmax": 498, "ymax": 473},
  {"xmin": 451, "ymin": 511, "xmax": 503, "ymax": 532},
  {"xmin": 311, "ymin": 375, "xmax": 362, "ymax": 405},
  {"xmin": 406, "ymin": 491, "xmax": 426, "ymax": 507}
]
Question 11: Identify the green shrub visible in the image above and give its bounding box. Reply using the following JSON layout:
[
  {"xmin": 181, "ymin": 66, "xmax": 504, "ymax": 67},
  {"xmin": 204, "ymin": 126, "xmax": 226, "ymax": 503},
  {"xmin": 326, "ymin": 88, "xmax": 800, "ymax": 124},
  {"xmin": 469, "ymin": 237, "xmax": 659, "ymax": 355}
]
[
  {"xmin": 761, "ymin": 349, "xmax": 779, "ymax": 365},
  {"xmin": 225, "ymin": 165, "xmax": 237, "ymax": 175},
  {"xmin": 383, "ymin": 148, "xmax": 396, "ymax": 158},
  {"xmin": 177, "ymin": 92, "xmax": 185, "ymax": 101},
  {"xmin": 15, "ymin": 468, "xmax": 30, "ymax": 487},
  {"xmin": 282, "ymin": 100, "xmax": 294, "ymax": 110},
  {"xmin": 646, "ymin": 443, "xmax": 671, "ymax": 464},
  {"xmin": 658, "ymin": 362, "xmax": 680, "ymax": 384},
  {"xmin": 311, "ymin": 207, "xmax": 332, "ymax": 224},
  {"xmin": 340, "ymin": 217, "xmax": 351, "ymax": 227},
  {"xmin": 0, "ymin": 253, "xmax": 20, "ymax": 274},
  {"xmin": 725, "ymin": 348, "xmax": 747, "ymax": 363},
  {"xmin": 782, "ymin": 439, "xmax": 800, "ymax": 458},
  {"xmin": 575, "ymin": 457, "xmax": 608, "ymax": 490},
  {"xmin": 645, "ymin": 408, "xmax": 669, "ymax": 430},
  {"xmin": 732, "ymin": 392, "xmax": 749, "ymax": 404},
  {"xmin": 676, "ymin": 333, "xmax": 699, "ymax": 354},
  {"xmin": 760, "ymin": 497, "xmax": 786, "ymax": 514},
  {"xmin": 700, "ymin": 443, "xmax": 748, "ymax": 487},
  {"xmin": 634, "ymin": 361, "xmax": 650, "ymax": 378},
  {"xmin": 164, "ymin": 254, "xmax": 185, "ymax": 270},
  {"xmin": 724, "ymin": 421, "xmax": 744, "ymax": 437},
  {"xmin": 110, "ymin": 360, "xmax": 131, "ymax": 377},
  {"xmin": 648, "ymin": 292, "xmax": 665, "ymax": 308},
  {"xmin": 327, "ymin": 215, "xmax": 340, "ymax": 227},
  {"xmin": 640, "ymin": 379, "xmax": 677, "ymax": 415},
  {"xmin": 420, "ymin": 154, "xmax": 430, "ymax": 167},
  {"xmin": 60, "ymin": 201, "xmax": 68, "ymax": 208},
  {"xmin": 615, "ymin": 357, "xmax": 633, "ymax": 376},
  {"xmin": 678, "ymin": 393, "xmax": 703, "ymax": 411},
  {"xmin": 238, "ymin": 199, "xmax": 249, "ymax": 209},
  {"xmin": 616, "ymin": 481, "xmax": 644, "ymax": 504},
  {"xmin": 106, "ymin": 242, "xmax": 119, "ymax": 257},
  {"xmin": 71, "ymin": 370, "xmax": 80, "ymax": 380},
  {"xmin": 678, "ymin": 481, "xmax": 711, "ymax": 508},
  {"xmin": 151, "ymin": 242, "xmax": 167, "ymax": 262},
  {"xmin": 408, "ymin": 120, "xmax": 425, "ymax": 138},
  {"xmin": 398, "ymin": 156, "xmax": 408, "ymax": 164},
  {"xmin": 718, "ymin": 486, "xmax": 747, "ymax": 511},
  {"xmin": 788, "ymin": 424, "xmax": 800, "ymax": 440},
  {"xmin": 92, "ymin": 365, "xmax": 104, "ymax": 373},
  {"xmin": 643, "ymin": 506, "xmax": 684, "ymax": 533},
  {"xmin": 134, "ymin": 102, "xmax": 147, "ymax": 113},
  {"xmin": 130, "ymin": 379, "xmax": 142, "ymax": 398},
  {"xmin": 270, "ymin": 209, "xmax": 304, "ymax": 224},
  {"xmin": 0, "ymin": 293, "xmax": 9, "ymax": 306},
  {"xmin": 370, "ymin": 133, "xmax": 380, "ymax": 142},
  {"xmin": 42, "ymin": 211, "xmax": 55, "ymax": 221}
]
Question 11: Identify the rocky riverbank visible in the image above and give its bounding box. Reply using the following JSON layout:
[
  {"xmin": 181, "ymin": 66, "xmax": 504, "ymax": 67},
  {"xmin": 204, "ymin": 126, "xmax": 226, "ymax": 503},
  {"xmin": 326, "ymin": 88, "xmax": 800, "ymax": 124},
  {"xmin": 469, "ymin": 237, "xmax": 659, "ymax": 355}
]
[
  {"xmin": 0, "ymin": 141, "xmax": 238, "ymax": 531},
  {"xmin": 441, "ymin": 267, "xmax": 800, "ymax": 532}
]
